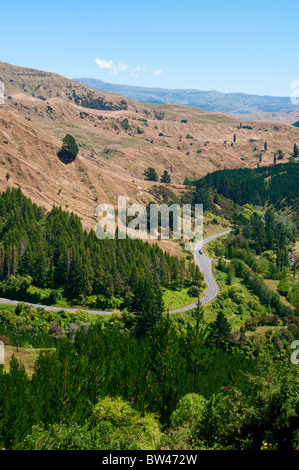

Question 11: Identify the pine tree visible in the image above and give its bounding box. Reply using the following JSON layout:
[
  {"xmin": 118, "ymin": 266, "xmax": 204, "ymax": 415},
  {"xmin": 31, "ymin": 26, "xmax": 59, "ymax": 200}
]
[
  {"xmin": 217, "ymin": 256, "xmax": 227, "ymax": 273},
  {"xmin": 0, "ymin": 356, "xmax": 33, "ymax": 448},
  {"xmin": 185, "ymin": 303, "xmax": 212, "ymax": 393},
  {"xmin": 160, "ymin": 170, "xmax": 171, "ymax": 183},
  {"xmin": 211, "ymin": 311, "xmax": 232, "ymax": 348},
  {"xmin": 144, "ymin": 167, "xmax": 158, "ymax": 181},
  {"xmin": 146, "ymin": 314, "xmax": 187, "ymax": 422},
  {"xmin": 227, "ymin": 264, "xmax": 236, "ymax": 285},
  {"xmin": 58, "ymin": 134, "xmax": 79, "ymax": 163},
  {"xmin": 130, "ymin": 278, "xmax": 164, "ymax": 334}
]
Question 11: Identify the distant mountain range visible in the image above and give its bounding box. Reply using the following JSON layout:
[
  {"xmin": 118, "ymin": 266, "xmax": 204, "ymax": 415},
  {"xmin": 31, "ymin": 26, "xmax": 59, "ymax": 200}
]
[{"xmin": 73, "ymin": 78, "xmax": 299, "ymax": 117}]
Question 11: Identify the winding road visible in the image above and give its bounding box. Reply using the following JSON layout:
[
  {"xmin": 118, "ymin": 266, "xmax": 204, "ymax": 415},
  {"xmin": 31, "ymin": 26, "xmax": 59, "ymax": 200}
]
[
  {"xmin": 168, "ymin": 229, "xmax": 232, "ymax": 313},
  {"xmin": 0, "ymin": 298, "xmax": 112, "ymax": 315},
  {"xmin": 0, "ymin": 229, "xmax": 232, "ymax": 316}
]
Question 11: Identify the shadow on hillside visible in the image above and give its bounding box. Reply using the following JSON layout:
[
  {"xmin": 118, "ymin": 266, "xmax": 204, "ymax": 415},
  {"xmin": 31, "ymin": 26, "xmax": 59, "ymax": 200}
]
[{"xmin": 57, "ymin": 148, "xmax": 77, "ymax": 165}]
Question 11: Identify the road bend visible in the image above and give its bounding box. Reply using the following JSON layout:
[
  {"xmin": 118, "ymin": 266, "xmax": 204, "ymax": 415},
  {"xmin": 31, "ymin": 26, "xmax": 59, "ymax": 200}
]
[{"xmin": 0, "ymin": 229, "xmax": 232, "ymax": 316}]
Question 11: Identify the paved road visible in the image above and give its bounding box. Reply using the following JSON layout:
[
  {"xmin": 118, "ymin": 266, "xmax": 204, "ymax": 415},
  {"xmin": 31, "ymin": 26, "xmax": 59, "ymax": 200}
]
[
  {"xmin": 168, "ymin": 229, "xmax": 232, "ymax": 313},
  {"xmin": 0, "ymin": 229, "xmax": 232, "ymax": 316},
  {"xmin": 0, "ymin": 298, "xmax": 112, "ymax": 315}
]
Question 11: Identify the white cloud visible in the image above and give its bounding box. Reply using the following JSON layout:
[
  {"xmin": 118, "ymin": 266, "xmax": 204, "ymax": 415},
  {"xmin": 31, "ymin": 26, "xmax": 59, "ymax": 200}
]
[
  {"xmin": 130, "ymin": 66, "xmax": 146, "ymax": 77},
  {"xmin": 95, "ymin": 58, "xmax": 128, "ymax": 75},
  {"xmin": 94, "ymin": 59, "xmax": 164, "ymax": 78},
  {"xmin": 95, "ymin": 58, "xmax": 113, "ymax": 70},
  {"xmin": 113, "ymin": 62, "xmax": 128, "ymax": 74},
  {"xmin": 134, "ymin": 65, "xmax": 146, "ymax": 72}
]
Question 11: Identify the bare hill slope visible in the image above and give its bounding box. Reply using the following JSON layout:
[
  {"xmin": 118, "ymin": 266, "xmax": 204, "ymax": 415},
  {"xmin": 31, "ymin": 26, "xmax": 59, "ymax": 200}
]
[{"xmin": 1, "ymin": 61, "xmax": 299, "ymax": 228}]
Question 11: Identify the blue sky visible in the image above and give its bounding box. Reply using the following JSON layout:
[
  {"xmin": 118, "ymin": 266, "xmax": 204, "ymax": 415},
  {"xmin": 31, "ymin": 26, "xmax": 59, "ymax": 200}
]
[{"xmin": 1, "ymin": 0, "xmax": 298, "ymax": 96}]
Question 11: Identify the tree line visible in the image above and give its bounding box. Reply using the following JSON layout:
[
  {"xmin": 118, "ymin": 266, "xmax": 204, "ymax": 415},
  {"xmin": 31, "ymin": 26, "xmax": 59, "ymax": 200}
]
[
  {"xmin": 0, "ymin": 188, "xmax": 201, "ymax": 313},
  {"xmin": 0, "ymin": 306, "xmax": 298, "ymax": 450},
  {"xmin": 192, "ymin": 162, "xmax": 299, "ymax": 210}
]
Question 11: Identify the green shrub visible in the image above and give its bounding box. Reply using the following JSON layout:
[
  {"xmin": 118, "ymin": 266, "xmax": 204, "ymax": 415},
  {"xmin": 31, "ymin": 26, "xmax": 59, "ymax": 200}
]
[
  {"xmin": 170, "ymin": 393, "xmax": 207, "ymax": 428},
  {"xmin": 187, "ymin": 285, "xmax": 201, "ymax": 297}
]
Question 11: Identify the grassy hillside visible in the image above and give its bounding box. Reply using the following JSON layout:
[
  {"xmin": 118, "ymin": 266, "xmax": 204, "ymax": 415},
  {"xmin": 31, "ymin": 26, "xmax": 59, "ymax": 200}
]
[{"xmin": 1, "ymin": 61, "xmax": 299, "ymax": 232}]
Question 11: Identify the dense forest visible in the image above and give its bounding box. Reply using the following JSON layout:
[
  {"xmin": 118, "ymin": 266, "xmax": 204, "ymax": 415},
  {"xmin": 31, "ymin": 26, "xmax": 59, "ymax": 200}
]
[
  {"xmin": 0, "ymin": 173, "xmax": 298, "ymax": 451},
  {"xmin": 192, "ymin": 163, "xmax": 299, "ymax": 223},
  {"xmin": 210, "ymin": 202, "xmax": 299, "ymax": 318},
  {"xmin": 0, "ymin": 303, "xmax": 298, "ymax": 450},
  {"xmin": 0, "ymin": 188, "xmax": 203, "ymax": 315}
]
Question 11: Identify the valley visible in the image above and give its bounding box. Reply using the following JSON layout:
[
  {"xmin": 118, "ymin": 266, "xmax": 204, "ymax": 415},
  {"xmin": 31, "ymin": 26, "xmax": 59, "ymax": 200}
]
[
  {"xmin": 1, "ymin": 61, "xmax": 299, "ymax": 231},
  {"xmin": 0, "ymin": 60, "xmax": 299, "ymax": 453}
]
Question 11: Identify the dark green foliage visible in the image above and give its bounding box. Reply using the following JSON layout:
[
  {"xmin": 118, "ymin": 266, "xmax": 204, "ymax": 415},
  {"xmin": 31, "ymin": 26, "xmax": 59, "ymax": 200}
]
[
  {"xmin": 57, "ymin": 134, "xmax": 79, "ymax": 163},
  {"xmin": 210, "ymin": 311, "xmax": 232, "ymax": 348},
  {"xmin": 71, "ymin": 89, "xmax": 127, "ymax": 111},
  {"xmin": 192, "ymin": 361, "xmax": 299, "ymax": 450},
  {"xmin": 193, "ymin": 162, "xmax": 299, "ymax": 208},
  {"xmin": 0, "ymin": 311, "xmax": 262, "ymax": 449},
  {"xmin": 193, "ymin": 178, "xmax": 217, "ymax": 212},
  {"xmin": 187, "ymin": 285, "xmax": 201, "ymax": 297},
  {"xmin": 144, "ymin": 167, "xmax": 158, "ymax": 181},
  {"xmin": 229, "ymin": 257, "xmax": 294, "ymax": 317},
  {"xmin": 19, "ymin": 397, "xmax": 161, "ymax": 450},
  {"xmin": 185, "ymin": 305, "xmax": 213, "ymax": 394},
  {"xmin": 0, "ymin": 170, "xmax": 298, "ymax": 450},
  {"xmin": 0, "ymin": 356, "xmax": 33, "ymax": 448},
  {"xmin": 227, "ymin": 263, "xmax": 236, "ymax": 285},
  {"xmin": 233, "ymin": 207, "xmax": 296, "ymax": 257},
  {"xmin": 1, "ymin": 304, "xmax": 298, "ymax": 450},
  {"xmin": 217, "ymin": 256, "xmax": 227, "ymax": 273},
  {"xmin": 119, "ymin": 118, "xmax": 131, "ymax": 131},
  {"xmin": 160, "ymin": 170, "xmax": 171, "ymax": 184},
  {"xmin": 0, "ymin": 302, "xmax": 99, "ymax": 347},
  {"xmin": 183, "ymin": 177, "xmax": 192, "ymax": 185},
  {"xmin": 0, "ymin": 188, "xmax": 188, "ymax": 312},
  {"xmin": 127, "ymin": 278, "xmax": 164, "ymax": 333}
]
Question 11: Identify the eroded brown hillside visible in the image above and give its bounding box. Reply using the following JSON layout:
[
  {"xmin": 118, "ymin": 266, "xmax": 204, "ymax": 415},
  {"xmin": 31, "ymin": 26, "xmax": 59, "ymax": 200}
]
[{"xmin": 1, "ymin": 61, "xmax": 299, "ymax": 228}]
